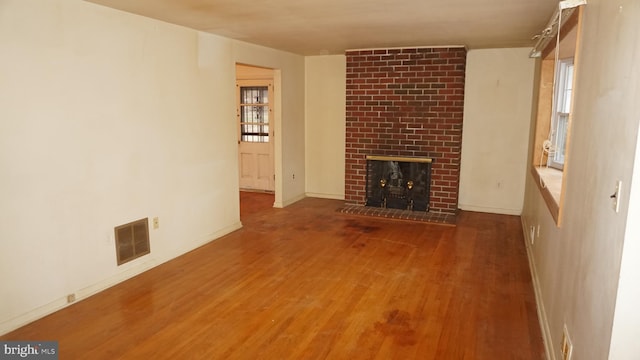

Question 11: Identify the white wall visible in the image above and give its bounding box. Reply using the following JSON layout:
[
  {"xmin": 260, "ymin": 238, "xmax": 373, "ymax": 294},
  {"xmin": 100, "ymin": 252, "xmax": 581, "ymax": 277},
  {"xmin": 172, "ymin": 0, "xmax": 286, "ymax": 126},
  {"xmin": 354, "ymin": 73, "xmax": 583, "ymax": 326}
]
[
  {"xmin": 0, "ymin": 0, "xmax": 305, "ymax": 334},
  {"xmin": 304, "ymin": 55, "xmax": 346, "ymax": 199},
  {"xmin": 609, "ymin": 111, "xmax": 640, "ymax": 358},
  {"xmin": 601, "ymin": 2, "xmax": 640, "ymax": 357},
  {"xmin": 304, "ymin": 50, "xmax": 536, "ymax": 205},
  {"xmin": 459, "ymin": 48, "xmax": 535, "ymax": 215},
  {"xmin": 521, "ymin": 1, "xmax": 640, "ymax": 359}
]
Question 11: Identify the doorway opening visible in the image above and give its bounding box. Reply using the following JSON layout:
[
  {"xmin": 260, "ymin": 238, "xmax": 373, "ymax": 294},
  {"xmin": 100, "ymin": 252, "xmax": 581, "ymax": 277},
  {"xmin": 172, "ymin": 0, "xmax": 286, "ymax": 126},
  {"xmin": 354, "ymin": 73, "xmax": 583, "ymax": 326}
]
[{"xmin": 236, "ymin": 64, "xmax": 275, "ymax": 193}]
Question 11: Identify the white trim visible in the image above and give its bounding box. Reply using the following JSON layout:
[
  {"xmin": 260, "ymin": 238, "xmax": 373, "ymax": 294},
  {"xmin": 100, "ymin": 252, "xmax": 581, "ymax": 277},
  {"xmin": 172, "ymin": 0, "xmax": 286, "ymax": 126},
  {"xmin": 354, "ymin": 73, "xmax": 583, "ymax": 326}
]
[
  {"xmin": 521, "ymin": 217, "xmax": 555, "ymax": 360},
  {"xmin": 274, "ymin": 193, "xmax": 306, "ymax": 208},
  {"xmin": 457, "ymin": 204, "xmax": 522, "ymax": 216},
  {"xmin": 305, "ymin": 192, "xmax": 345, "ymax": 200},
  {"xmin": 548, "ymin": 58, "xmax": 574, "ymax": 170},
  {"xmin": 560, "ymin": 0, "xmax": 587, "ymax": 10}
]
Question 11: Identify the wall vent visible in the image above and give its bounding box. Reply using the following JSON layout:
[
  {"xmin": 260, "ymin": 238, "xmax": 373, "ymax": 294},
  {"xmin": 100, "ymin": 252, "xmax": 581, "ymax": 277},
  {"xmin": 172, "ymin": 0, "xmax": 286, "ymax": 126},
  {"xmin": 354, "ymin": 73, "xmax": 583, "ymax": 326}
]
[{"xmin": 114, "ymin": 218, "xmax": 150, "ymax": 265}]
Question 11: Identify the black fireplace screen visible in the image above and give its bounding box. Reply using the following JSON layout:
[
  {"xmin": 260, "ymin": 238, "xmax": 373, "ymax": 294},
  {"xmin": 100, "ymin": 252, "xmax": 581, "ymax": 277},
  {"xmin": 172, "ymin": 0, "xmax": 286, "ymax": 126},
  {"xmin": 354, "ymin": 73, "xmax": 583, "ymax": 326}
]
[{"xmin": 365, "ymin": 156, "xmax": 432, "ymax": 212}]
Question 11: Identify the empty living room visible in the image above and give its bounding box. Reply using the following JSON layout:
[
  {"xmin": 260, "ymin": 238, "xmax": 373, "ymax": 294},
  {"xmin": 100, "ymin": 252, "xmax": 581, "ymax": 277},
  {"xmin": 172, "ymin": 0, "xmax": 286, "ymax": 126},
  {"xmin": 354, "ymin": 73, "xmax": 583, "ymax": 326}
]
[{"xmin": 1, "ymin": 0, "xmax": 639, "ymax": 359}]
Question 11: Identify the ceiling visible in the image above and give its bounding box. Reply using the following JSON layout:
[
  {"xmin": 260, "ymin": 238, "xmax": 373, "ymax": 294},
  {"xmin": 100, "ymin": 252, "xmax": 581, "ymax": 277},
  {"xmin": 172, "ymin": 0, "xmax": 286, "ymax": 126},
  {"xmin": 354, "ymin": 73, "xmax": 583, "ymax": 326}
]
[{"xmin": 86, "ymin": 0, "xmax": 559, "ymax": 55}]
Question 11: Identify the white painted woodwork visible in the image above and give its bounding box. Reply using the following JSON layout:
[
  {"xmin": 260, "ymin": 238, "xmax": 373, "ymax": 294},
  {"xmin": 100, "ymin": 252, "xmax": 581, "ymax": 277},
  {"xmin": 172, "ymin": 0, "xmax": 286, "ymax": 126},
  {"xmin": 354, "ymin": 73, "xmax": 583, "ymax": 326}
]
[{"xmin": 237, "ymin": 78, "xmax": 275, "ymax": 192}]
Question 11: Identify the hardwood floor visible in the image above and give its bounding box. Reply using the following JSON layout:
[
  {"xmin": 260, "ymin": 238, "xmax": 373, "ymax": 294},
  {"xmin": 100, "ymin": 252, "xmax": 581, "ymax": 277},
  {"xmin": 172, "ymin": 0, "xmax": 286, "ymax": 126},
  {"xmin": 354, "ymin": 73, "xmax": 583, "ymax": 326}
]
[{"xmin": 1, "ymin": 192, "xmax": 544, "ymax": 359}]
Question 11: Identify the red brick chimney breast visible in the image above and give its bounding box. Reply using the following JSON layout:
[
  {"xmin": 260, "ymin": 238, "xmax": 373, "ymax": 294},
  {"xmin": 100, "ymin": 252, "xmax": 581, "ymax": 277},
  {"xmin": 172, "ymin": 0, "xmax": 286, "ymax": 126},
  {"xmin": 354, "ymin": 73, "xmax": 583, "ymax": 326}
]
[{"xmin": 345, "ymin": 47, "xmax": 466, "ymax": 214}]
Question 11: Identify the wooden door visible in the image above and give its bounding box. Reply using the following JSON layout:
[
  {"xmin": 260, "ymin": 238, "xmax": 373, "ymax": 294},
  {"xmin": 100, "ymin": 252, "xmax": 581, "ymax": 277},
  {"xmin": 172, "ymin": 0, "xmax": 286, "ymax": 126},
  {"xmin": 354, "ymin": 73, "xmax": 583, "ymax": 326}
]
[{"xmin": 237, "ymin": 80, "xmax": 274, "ymax": 191}]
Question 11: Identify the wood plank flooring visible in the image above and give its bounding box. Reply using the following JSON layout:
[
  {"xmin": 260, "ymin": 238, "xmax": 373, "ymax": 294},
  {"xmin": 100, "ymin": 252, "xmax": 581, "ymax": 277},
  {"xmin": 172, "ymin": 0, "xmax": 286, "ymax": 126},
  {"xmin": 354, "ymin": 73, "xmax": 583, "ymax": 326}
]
[{"xmin": 1, "ymin": 192, "xmax": 544, "ymax": 359}]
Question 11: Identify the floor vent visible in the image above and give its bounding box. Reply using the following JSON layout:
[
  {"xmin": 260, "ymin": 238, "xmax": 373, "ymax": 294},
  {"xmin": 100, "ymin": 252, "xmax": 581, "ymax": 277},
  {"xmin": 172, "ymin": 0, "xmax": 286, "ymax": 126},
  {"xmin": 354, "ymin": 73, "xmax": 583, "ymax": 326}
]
[{"xmin": 114, "ymin": 218, "xmax": 150, "ymax": 265}]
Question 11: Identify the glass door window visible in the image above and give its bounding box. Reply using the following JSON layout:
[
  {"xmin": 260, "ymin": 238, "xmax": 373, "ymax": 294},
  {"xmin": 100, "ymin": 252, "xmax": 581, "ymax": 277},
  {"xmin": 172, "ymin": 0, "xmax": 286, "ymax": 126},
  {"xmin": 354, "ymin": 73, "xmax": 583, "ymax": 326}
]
[{"xmin": 240, "ymin": 86, "xmax": 269, "ymax": 143}]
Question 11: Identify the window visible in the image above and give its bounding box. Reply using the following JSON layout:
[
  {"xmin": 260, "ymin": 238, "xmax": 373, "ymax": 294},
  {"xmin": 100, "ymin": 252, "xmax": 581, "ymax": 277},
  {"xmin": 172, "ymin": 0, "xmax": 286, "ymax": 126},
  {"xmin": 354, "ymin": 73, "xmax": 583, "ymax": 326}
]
[
  {"xmin": 530, "ymin": 4, "xmax": 584, "ymax": 225},
  {"xmin": 239, "ymin": 85, "xmax": 270, "ymax": 143},
  {"xmin": 548, "ymin": 59, "xmax": 574, "ymax": 170}
]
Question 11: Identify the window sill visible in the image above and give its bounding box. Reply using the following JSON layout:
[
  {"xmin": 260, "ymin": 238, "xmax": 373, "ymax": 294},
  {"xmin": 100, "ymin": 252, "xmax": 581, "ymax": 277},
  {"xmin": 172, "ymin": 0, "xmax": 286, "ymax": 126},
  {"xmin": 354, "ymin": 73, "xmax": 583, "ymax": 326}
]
[{"xmin": 531, "ymin": 166, "xmax": 563, "ymax": 225}]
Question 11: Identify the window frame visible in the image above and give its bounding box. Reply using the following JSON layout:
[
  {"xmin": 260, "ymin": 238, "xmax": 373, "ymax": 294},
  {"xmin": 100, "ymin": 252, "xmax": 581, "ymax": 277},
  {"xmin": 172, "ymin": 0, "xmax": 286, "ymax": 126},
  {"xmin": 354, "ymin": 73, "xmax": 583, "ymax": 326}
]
[
  {"xmin": 530, "ymin": 6, "xmax": 583, "ymax": 226},
  {"xmin": 237, "ymin": 81, "xmax": 273, "ymax": 143},
  {"xmin": 548, "ymin": 58, "xmax": 574, "ymax": 170}
]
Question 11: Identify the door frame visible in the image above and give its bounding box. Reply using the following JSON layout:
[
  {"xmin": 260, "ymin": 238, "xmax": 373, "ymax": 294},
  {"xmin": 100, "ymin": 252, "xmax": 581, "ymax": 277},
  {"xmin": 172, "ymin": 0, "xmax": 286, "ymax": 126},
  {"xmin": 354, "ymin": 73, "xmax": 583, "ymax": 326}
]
[
  {"xmin": 235, "ymin": 64, "xmax": 282, "ymax": 206},
  {"xmin": 236, "ymin": 79, "xmax": 274, "ymax": 191}
]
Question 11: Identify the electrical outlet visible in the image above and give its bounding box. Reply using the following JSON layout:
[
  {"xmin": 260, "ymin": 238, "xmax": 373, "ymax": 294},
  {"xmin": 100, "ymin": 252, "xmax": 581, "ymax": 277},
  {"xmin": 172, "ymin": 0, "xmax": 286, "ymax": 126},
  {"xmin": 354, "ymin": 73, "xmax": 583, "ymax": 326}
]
[
  {"xmin": 153, "ymin": 217, "xmax": 159, "ymax": 229},
  {"xmin": 561, "ymin": 325, "xmax": 573, "ymax": 360}
]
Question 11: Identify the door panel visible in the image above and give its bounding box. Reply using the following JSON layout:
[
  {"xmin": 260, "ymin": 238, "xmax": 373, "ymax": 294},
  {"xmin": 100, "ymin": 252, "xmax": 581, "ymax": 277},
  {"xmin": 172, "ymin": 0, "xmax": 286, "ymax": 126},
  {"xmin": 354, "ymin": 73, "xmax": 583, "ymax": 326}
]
[
  {"xmin": 239, "ymin": 143, "xmax": 273, "ymax": 190},
  {"xmin": 256, "ymin": 153, "xmax": 272, "ymax": 189},
  {"xmin": 239, "ymin": 152, "xmax": 255, "ymax": 182},
  {"xmin": 237, "ymin": 80, "xmax": 274, "ymax": 191}
]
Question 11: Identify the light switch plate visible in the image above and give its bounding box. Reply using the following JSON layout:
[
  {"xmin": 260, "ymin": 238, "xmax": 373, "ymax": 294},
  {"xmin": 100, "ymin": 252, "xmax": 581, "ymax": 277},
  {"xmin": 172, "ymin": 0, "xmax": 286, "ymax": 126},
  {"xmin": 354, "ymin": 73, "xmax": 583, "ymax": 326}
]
[{"xmin": 613, "ymin": 181, "xmax": 622, "ymax": 213}]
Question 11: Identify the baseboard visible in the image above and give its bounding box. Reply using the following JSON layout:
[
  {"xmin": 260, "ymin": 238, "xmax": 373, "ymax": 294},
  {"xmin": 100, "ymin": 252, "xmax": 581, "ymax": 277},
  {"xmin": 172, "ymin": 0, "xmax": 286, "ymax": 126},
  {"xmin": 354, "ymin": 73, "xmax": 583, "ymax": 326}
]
[
  {"xmin": 458, "ymin": 203, "xmax": 522, "ymax": 215},
  {"xmin": 521, "ymin": 217, "xmax": 555, "ymax": 360},
  {"xmin": 305, "ymin": 192, "xmax": 345, "ymax": 200},
  {"xmin": 183, "ymin": 221, "xmax": 242, "ymax": 256},
  {"xmin": 275, "ymin": 193, "xmax": 306, "ymax": 208},
  {"xmin": 0, "ymin": 221, "xmax": 242, "ymax": 336},
  {"xmin": 0, "ymin": 295, "xmax": 75, "ymax": 336}
]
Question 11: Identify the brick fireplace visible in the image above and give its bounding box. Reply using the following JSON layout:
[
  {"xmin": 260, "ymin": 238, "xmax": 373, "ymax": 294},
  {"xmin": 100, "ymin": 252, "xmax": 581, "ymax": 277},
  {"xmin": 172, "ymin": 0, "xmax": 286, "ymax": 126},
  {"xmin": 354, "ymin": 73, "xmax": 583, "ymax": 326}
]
[{"xmin": 345, "ymin": 47, "xmax": 466, "ymax": 214}]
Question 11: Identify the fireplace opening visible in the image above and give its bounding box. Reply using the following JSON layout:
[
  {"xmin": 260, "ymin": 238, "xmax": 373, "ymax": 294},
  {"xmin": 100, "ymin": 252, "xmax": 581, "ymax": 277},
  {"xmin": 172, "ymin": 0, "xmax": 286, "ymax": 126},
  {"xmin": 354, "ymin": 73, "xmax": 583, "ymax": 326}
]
[{"xmin": 365, "ymin": 156, "xmax": 432, "ymax": 212}]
